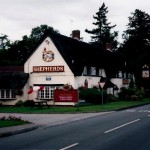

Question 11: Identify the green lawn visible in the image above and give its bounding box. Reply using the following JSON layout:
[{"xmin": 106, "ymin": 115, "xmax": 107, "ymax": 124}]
[
  {"xmin": 0, "ymin": 120, "xmax": 30, "ymax": 128},
  {"xmin": 0, "ymin": 98, "xmax": 150, "ymax": 128},
  {"xmin": 0, "ymin": 98, "xmax": 150, "ymax": 114}
]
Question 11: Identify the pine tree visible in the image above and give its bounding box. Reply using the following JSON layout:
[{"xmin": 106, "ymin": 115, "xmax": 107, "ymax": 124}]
[
  {"xmin": 85, "ymin": 3, "xmax": 118, "ymax": 51},
  {"xmin": 121, "ymin": 9, "xmax": 150, "ymax": 70},
  {"xmin": 120, "ymin": 9, "xmax": 150, "ymax": 88}
]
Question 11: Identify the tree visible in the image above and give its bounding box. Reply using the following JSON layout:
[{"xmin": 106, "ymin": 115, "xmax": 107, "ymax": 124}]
[
  {"xmin": 30, "ymin": 25, "xmax": 59, "ymax": 41},
  {"xmin": 3, "ymin": 25, "xmax": 59, "ymax": 65},
  {"xmin": 85, "ymin": 3, "xmax": 118, "ymax": 51},
  {"xmin": 0, "ymin": 34, "xmax": 10, "ymax": 50},
  {"xmin": 120, "ymin": 9, "xmax": 150, "ymax": 88},
  {"xmin": 121, "ymin": 9, "xmax": 150, "ymax": 71}
]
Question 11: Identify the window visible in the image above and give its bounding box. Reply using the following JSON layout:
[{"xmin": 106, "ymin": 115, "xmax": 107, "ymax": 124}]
[
  {"xmin": 83, "ymin": 66, "xmax": 87, "ymax": 75},
  {"xmin": 118, "ymin": 71, "xmax": 122, "ymax": 78},
  {"xmin": 90, "ymin": 67, "xmax": 96, "ymax": 75},
  {"xmin": 0, "ymin": 89, "xmax": 16, "ymax": 99},
  {"xmin": 99, "ymin": 69, "xmax": 103, "ymax": 76},
  {"xmin": 38, "ymin": 85, "xmax": 62, "ymax": 100}
]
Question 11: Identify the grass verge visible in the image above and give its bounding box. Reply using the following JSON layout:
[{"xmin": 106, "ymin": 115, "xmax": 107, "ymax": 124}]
[
  {"xmin": 0, "ymin": 120, "xmax": 30, "ymax": 128},
  {"xmin": 0, "ymin": 98, "xmax": 150, "ymax": 114}
]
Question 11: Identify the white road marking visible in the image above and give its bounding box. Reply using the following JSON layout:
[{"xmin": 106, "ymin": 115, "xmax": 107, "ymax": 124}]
[
  {"xmin": 104, "ymin": 119, "xmax": 141, "ymax": 134},
  {"xmin": 126, "ymin": 110, "xmax": 150, "ymax": 113},
  {"xmin": 139, "ymin": 110, "xmax": 143, "ymax": 112},
  {"xmin": 126, "ymin": 109, "xmax": 136, "ymax": 112},
  {"xmin": 60, "ymin": 143, "xmax": 79, "ymax": 150}
]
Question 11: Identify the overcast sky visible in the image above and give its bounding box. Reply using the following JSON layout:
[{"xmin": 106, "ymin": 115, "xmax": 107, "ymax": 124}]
[{"xmin": 0, "ymin": 0, "xmax": 149, "ymax": 43}]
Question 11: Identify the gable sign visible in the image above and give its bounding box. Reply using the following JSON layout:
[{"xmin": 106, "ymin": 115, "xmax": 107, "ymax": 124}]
[
  {"xmin": 42, "ymin": 47, "xmax": 54, "ymax": 62},
  {"xmin": 33, "ymin": 66, "xmax": 64, "ymax": 72}
]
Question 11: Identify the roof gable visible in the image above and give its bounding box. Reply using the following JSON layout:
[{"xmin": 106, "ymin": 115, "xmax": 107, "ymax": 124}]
[{"xmin": 25, "ymin": 30, "xmax": 113, "ymax": 76}]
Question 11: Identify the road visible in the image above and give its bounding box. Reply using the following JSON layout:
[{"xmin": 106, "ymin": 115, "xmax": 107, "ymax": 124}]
[{"xmin": 0, "ymin": 104, "xmax": 150, "ymax": 150}]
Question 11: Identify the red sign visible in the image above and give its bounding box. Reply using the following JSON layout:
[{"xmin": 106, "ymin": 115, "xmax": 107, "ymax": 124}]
[
  {"xmin": 54, "ymin": 89, "xmax": 78, "ymax": 102},
  {"xmin": 33, "ymin": 66, "xmax": 64, "ymax": 72}
]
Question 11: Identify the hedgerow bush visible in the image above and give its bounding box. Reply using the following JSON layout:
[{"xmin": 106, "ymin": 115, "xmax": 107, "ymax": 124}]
[
  {"xmin": 15, "ymin": 100, "xmax": 24, "ymax": 107},
  {"xmin": 79, "ymin": 87, "xmax": 107, "ymax": 104},
  {"xmin": 118, "ymin": 87, "xmax": 145, "ymax": 101},
  {"xmin": 144, "ymin": 89, "xmax": 150, "ymax": 98},
  {"xmin": 24, "ymin": 100, "xmax": 34, "ymax": 107},
  {"xmin": 118, "ymin": 87, "xmax": 136, "ymax": 100}
]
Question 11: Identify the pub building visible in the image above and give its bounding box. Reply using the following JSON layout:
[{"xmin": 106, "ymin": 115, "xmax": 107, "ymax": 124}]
[{"xmin": 0, "ymin": 30, "xmax": 131, "ymax": 106}]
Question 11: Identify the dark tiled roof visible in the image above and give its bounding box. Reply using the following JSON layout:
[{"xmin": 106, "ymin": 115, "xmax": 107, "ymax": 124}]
[
  {"xmin": 0, "ymin": 66, "xmax": 24, "ymax": 72},
  {"xmin": 28, "ymin": 30, "xmax": 113, "ymax": 76},
  {"xmin": 0, "ymin": 72, "xmax": 29, "ymax": 89}
]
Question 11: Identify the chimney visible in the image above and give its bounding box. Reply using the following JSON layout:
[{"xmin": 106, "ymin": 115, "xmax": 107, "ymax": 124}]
[{"xmin": 71, "ymin": 30, "xmax": 80, "ymax": 40}]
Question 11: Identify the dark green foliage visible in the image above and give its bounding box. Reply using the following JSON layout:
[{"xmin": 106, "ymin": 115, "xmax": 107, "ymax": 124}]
[
  {"xmin": 118, "ymin": 87, "xmax": 136, "ymax": 100},
  {"xmin": 85, "ymin": 3, "xmax": 118, "ymax": 51},
  {"xmin": 24, "ymin": 100, "xmax": 35, "ymax": 107},
  {"xmin": 118, "ymin": 87, "xmax": 145, "ymax": 101},
  {"xmin": 79, "ymin": 87, "xmax": 107, "ymax": 104},
  {"xmin": 0, "ymin": 25, "xmax": 59, "ymax": 65},
  {"xmin": 15, "ymin": 100, "xmax": 35, "ymax": 107},
  {"xmin": 15, "ymin": 100, "xmax": 24, "ymax": 107},
  {"xmin": 107, "ymin": 94, "xmax": 118, "ymax": 102},
  {"xmin": 120, "ymin": 9, "xmax": 150, "ymax": 88},
  {"xmin": 144, "ymin": 89, "xmax": 150, "ymax": 98}
]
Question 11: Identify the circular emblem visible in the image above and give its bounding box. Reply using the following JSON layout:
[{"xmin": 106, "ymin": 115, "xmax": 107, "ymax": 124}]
[{"xmin": 42, "ymin": 48, "xmax": 54, "ymax": 62}]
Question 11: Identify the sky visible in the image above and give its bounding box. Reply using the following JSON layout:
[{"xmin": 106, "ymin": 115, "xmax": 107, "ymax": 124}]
[{"xmin": 0, "ymin": 0, "xmax": 149, "ymax": 43}]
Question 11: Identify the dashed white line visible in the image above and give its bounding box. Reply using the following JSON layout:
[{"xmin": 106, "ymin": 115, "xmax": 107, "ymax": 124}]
[
  {"xmin": 104, "ymin": 119, "xmax": 141, "ymax": 134},
  {"xmin": 60, "ymin": 143, "xmax": 79, "ymax": 150},
  {"xmin": 126, "ymin": 110, "xmax": 150, "ymax": 113}
]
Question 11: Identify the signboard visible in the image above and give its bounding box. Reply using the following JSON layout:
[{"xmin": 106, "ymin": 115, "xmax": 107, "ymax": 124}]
[
  {"xmin": 33, "ymin": 66, "xmax": 64, "ymax": 72},
  {"xmin": 142, "ymin": 70, "xmax": 149, "ymax": 78},
  {"xmin": 54, "ymin": 89, "xmax": 78, "ymax": 102}
]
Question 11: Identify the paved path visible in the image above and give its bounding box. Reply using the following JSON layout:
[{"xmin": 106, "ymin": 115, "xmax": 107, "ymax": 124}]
[
  {"xmin": 0, "ymin": 112, "xmax": 113, "ymax": 127},
  {"xmin": 0, "ymin": 112, "xmax": 113, "ymax": 137}
]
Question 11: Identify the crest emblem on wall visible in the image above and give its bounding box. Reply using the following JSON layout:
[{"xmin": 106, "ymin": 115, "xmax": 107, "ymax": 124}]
[{"xmin": 42, "ymin": 48, "xmax": 54, "ymax": 62}]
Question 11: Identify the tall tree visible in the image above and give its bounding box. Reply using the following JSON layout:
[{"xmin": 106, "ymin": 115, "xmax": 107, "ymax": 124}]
[
  {"xmin": 85, "ymin": 3, "xmax": 118, "ymax": 51},
  {"xmin": 121, "ymin": 9, "xmax": 150, "ymax": 70},
  {"xmin": 120, "ymin": 9, "xmax": 150, "ymax": 88},
  {"xmin": 3, "ymin": 25, "xmax": 59, "ymax": 65},
  {"xmin": 30, "ymin": 25, "xmax": 59, "ymax": 41}
]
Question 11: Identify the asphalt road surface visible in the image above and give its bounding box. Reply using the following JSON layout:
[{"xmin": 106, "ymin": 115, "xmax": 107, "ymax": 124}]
[{"xmin": 0, "ymin": 104, "xmax": 150, "ymax": 150}]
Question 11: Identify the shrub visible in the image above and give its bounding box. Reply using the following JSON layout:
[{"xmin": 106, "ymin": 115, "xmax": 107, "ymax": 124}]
[
  {"xmin": 131, "ymin": 95, "xmax": 138, "ymax": 101},
  {"xmin": 0, "ymin": 115, "xmax": 21, "ymax": 121},
  {"xmin": 135, "ymin": 88, "xmax": 145, "ymax": 100},
  {"xmin": 118, "ymin": 88, "xmax": 136, "ymax": 100},
  {"xmin": 107, "ymin": 94, "xmax": 118, "ymax": 102},
  {"xmin": 118, "ymin": 87, "xmax": 145, "ymax": 101},
  {"xmin": 79, "ymin": 88, "xmax": 107, "ymax": 104},
  {"xmin": 15, "ymin": 100, "xmax": 24, "ymax": 107},
  {"xmin": 24, "ymin": 100, "xmax": 34, "ymax": 107},
  {"xmin": 144, "ymin": 89, "xmax": 150, "ymax": 98}
]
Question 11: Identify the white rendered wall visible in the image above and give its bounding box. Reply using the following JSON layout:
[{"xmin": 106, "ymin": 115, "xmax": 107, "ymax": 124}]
[{"xmin": 24, "ymin": 37, "xmax": 75, "ymax": 101}]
